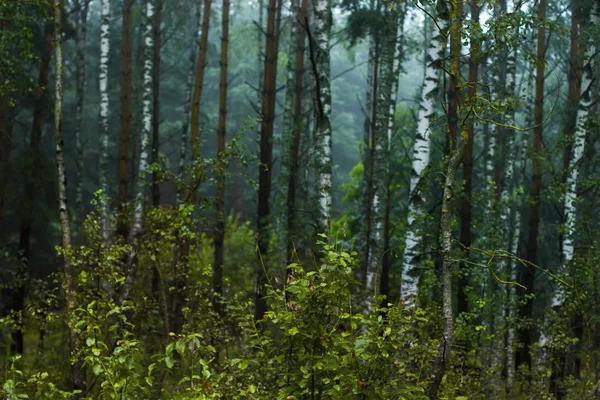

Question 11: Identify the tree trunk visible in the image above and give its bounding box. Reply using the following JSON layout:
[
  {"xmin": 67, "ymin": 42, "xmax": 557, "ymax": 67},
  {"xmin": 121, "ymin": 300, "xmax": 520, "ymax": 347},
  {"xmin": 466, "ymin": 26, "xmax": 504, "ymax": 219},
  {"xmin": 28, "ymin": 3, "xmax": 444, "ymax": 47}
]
[
  {"xmin": 118, "ymin": 0, "xmax": 133, "ymax": 238},
  {"xmin": 15, "ymin": 21, "xmax": 53, "ymax": 356},
  {"xmin": 309, "ymin": 0, "xmax": 333, "ymax": 237},
  {"xmin": 364, "ymin": 6, "xmax": 398, "ymax": 310},
  {"xmin": 74, "ymin": 0, "xmax": 90, "ymax": 219},
  {"xmin": 151, "ymin": 0, "xmax": 162, "ymax": 207},
  {"xmin": 121, "ymin": 0, "xmax": 155, "ymax": 303},
  {"xmin": 447, "ymin": 0, "xmax": 465, "ymax": 316},
  {"xmin": 188, "ymin": 0, "xmax": 213, "ymax": 202},
  {"xmin": 359, "ymin": 31, "xmax": 376, "ymax": 289},
  {"xmin": 255, "ymin": 0, "xmax": 280, "ymax": 322},
  {"xmin": 98, "ymin": 0, "xmax": 111, "ymax": 243},
  {"xmin": 507, "ymin": 57, "xmax": 535, "ymax": 397},
  {"xmin": 400, "ymin": 2, "xmax": 449, "ymax": 308},
  {"xmin": 518, "ymin": 0, "xmax": 547, "ymax": 372},
  {"xmin": 426, "ymin": 134, "xmax": 465, "ymax": 400},
  {"xmin": 177, "ymin": 0, "xmax": 201, "ymax": 204},
  {"xmin": 53, "ymin": 1, "xmax": 83, "ymax": 392},
  {"xmin": 380, "ymin": 2, "xmax": 407, "ymax": 301},
  {"xmin": 214, "ymin": 0, "xmax": 230, "ymax": 315},
  {"xmin": 286, "ymin": 0, "xmax": 307, "ymax": 265}
]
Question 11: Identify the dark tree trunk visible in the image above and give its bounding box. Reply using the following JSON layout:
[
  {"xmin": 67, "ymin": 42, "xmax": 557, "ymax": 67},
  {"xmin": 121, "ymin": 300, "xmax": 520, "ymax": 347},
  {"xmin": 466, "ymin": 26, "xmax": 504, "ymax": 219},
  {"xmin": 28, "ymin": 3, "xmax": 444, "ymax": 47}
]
[
  {"xmin": 255, "ymin": 0, "xmax": 280, "ymax": 322},
  {"xmin": 286, "ymin": 0, "xmax": 307, "ymax": 265},
  {"xmin": 214, "ymin": 0, "xmax": 230, "ymax": 315},
  {"xmin": 151, "ymin": 0, "xmax": 162, "ymax": 207},
  {"xmin": 118, "ymin": 0, "xmax": 133, "ymax": 238},
  {"xmin": 189, "ymin": 0, "xmax": 212, "ymax": 202},
  {"xmin": 518, "ymin": 0, "xmax": 547, "ymax": 372}
]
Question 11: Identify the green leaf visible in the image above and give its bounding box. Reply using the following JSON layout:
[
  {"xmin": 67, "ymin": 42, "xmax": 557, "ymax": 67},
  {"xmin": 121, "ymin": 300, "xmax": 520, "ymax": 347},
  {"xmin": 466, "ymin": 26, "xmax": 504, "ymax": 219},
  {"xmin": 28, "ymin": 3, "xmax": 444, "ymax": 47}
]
[
  {"xmin": 93, "ymin": 364, "xmax": 102, "ymax": 375},
  {"xmin": 165, "ymin": 356, "xmax": 175, "ymax": 369},
  {"xmin": 86, "ymin": 337, "xmax": 95, "ymax": 347},
  {"xmin": 288, "ymin": 327, "xmax": 299, "ymax": 336}
]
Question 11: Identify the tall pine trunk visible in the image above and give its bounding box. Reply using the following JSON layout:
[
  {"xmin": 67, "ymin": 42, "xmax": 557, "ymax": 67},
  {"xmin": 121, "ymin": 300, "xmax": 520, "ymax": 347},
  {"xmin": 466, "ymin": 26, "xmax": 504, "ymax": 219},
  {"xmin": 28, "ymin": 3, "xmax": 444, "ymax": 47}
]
[
  {"xmin": 189, "ymin": 0, "xmax": 213, "ymax": 202},
  {"xmin": 178, "ymin": 0, "xmax": 201, "ymax": 203},
  {"xmin": 214, "ymin": 0, "xmax": 230, "ymax": 315},
  {"xmin": 364, "ymin": 6, "xmax": 398, "ymax": 310},
  {"xmin": 255, "ymin": 0, "xmax": 280, "ymax": 321},
  {"xmin": 518, "ymin": 0, "xmax": 547, "ymax": 372},
  {"xmin": 400, "ymin": 3, "xmax": 449, "ymax": 307},
  {"xmin": 99, "ymin": 0, "xmax": 111, "ymax": 242},
  {"xmin": 53, "ymin": 0, "xmax": 83, "ymax": 391},
  {"xmin": 286, "ymin": 0, "xmax": 308, "ymax": 265}
]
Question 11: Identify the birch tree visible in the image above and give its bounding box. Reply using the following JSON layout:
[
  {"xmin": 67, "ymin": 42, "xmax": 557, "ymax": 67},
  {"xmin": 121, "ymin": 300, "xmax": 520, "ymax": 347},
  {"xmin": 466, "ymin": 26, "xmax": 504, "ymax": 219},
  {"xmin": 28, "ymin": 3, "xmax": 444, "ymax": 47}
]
[
  {"xmin": 53, "ymin": 0, "xmax": 83, "ymax": 390},
  {"xmin": 310, "ymin": 0, "xmax": 333, "ymax": 236},
  {"xmin": 98, "ymin": 0, "xmax": 111, "ymax": 242},
  {"xmin": 400, "ymin": 2, "xmax": 449, "ymax": 307}
]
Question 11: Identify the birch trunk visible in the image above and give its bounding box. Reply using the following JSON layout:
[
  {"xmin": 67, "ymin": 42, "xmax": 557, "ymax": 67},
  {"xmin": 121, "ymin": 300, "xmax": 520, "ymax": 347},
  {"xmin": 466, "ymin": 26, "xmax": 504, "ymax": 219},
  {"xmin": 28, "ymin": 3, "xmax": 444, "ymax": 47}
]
[
  {"xmin": 310, "ymin": 0, "xmax": 333, "ymax": 236},
  {"xmin": 151, "ymin": 0, "xmax": 162, "ymax": 207},
  {"xmin": 99, "ymin": 0, "xmax": 111, "ymax": 243},
  {"xmin": 400, "ymin": 4, "xmax": 449, "ymax": 308},
  {"xmin": 177, "ymin": 0, "xmax": 201, "ymax": 203},
  {"xmin": 120, "ymin": 0, "xmax": 155, "ymax": 303},
  {"xmin": 506, "ymin": 57, "xmax": 534, "ymax": 397},
  {"xmin": 53, "ymin": 0, "xmax": 83, "ymax": 391},
  {"xmin": 75, "ymin": 0, "xmax": 90, "ymax": 219}
]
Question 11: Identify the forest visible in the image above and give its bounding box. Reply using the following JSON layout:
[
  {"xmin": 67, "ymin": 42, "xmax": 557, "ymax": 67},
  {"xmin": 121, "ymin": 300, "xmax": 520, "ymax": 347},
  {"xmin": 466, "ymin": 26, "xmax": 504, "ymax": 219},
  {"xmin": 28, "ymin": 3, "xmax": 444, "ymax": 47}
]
[{"xmin": 1, "ymin": 0, "xmax": 600, "ymax": 397}]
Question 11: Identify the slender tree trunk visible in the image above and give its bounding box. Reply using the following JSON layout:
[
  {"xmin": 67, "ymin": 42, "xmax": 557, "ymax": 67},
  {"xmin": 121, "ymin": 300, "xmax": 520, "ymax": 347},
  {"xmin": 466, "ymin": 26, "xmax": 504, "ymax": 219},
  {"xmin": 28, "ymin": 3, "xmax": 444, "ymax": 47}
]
[
  {"xmin": 151, "ymin": 0, "xmax": 162, "ymax": 207},
  {"xmin": 99, "ymin": 0, "xmax": 111, "ymax": 243},
  {"xmin": 178, "ymin": 0, "xmax": 201, "ymax": 203},
  {"xmin": 15, "ymin": 21, "xmax": 53, "ymax": 356},
  {"xmin": 507, "ymin": 59, "xmax": 534, "ymax": 397},
  {"xmin": 75, "ymin": 0, "xmax": 90, "ymax": 219},
  {"xmin": 118, "ymin": 0, "xmax": 133, "ymax": 238},
  {"xmin": 518, "ymin": 0, "xmax": 547, "ymax": 372},
  {"xmin": 380, "ymin": 2, "xmax": 407, "ymax": 301},
  {"xmin": 286, "ymin": 0, "xmax": 307, "ymax": 265},
  {"xmin": 255, "ymin": 0, "xmax": 280, "ymax": 321},
  {"xmin": 256, "ymin": 0, "xmax": 264, "ymax": 138},
  {"xmin": 459, "ymin": 0, "xmax": 479, "ymax": 321},
  {"xmin": 400, "ymin": 3, "xmax": 449, "ymax": 308},
  {"xmin": 188, "ymin": 0, "xmax": 212, "ymax": 202},
  {"xmin": 426, "ymin": 135, "xmax": 466, "ymax": 400},
  {"xmin": 364, "ymin": 6, "xmax": 398, "ymax": 310},
  {"xmin": 492, "ymin": 0, "xmax": 518, "ymax": 391},
  {"xmin": 359, "ymin": 31, "xmax": 376, "ymax": 288},
  {"xmin": 309, "ymin": 0, "xmax": 333, "ymax": 237},
  {"xmin": 121, "ymin": 0, "xmax": 155, "ymax": 303},
  {"xmin": 540, "ymin": 4, "xmax": 597, "ymax": 392},
  {"xmin": 53, "ymin": 1, "xmax": 83, "ymax": 392},
  {"xmin": 447, "ymin": 0, "xmax": 465, "ymax": 316},
  {"xmin": 214, "ymin": 0, "xmax": 230, "ymax": 315}
]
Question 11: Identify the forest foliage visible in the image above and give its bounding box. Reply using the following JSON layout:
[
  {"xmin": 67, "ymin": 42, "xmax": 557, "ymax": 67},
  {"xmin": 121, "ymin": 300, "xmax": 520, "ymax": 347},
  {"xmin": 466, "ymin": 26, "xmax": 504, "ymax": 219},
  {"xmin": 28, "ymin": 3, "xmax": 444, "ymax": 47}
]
[{"xmin": 2, "ymin": 0, "xmax": 600, "ymax": 398}]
